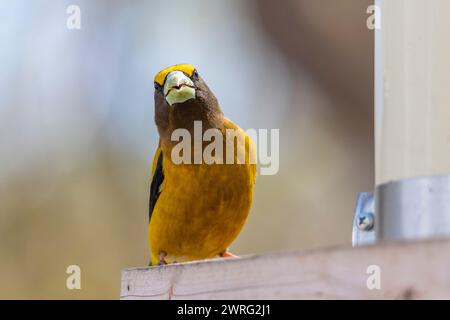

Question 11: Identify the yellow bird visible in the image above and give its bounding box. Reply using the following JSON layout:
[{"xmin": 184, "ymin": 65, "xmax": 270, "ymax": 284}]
[{"xmin": 148, "ymin": 64, "xmax": 256, "ymax": 265}]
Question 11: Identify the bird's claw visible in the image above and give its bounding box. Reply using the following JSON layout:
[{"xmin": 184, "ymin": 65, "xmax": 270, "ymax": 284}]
[
  {"xmin": 220, "ymin": 250, "xmax": 239, "ymax": 258},
  {"xmin": 157, "ymin": 251, "xmax": 168, "ymax": 265}
]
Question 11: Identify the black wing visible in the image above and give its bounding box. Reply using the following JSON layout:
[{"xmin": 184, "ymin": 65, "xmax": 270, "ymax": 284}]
[{"xmin": 149, "ymin": 150, "xmax": 164, "ymax": 222}]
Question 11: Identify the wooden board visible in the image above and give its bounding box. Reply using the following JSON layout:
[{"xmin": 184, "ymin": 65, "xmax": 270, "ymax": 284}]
[{"xmin": 121, "ymin": 239, "xmax": 450, "ymax": 299}]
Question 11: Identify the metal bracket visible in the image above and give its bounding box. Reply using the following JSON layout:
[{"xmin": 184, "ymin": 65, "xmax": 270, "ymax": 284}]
[
  {"xmin": 376, "ymin": 174, "xmax": 450, "ymax": 241},
  {"xmin": 352, "ymin": 192, "xmax": 376, "ymax": 246}
]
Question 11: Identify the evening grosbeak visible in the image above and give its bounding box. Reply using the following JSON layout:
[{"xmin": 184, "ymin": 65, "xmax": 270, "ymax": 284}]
[{"xmin": 149, "ymin": 64, "xmax": 256, "ymax": 265}]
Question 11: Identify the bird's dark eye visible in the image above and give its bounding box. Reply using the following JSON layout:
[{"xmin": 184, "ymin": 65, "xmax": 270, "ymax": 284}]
[
  {"xmin": 154, "ymin": 83, "xmax": 161, "ymax": 91},
  {"xmin": 193, "ymin": 70, "xmax": 198, "ymax": 78}
]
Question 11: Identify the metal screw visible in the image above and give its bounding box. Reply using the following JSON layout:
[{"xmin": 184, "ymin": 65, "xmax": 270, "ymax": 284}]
[{"xmin": 357, "ymin": 212, "xmax": 374, "ymax": 231}]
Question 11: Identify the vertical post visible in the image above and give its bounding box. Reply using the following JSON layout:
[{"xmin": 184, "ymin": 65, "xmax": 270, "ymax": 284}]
[{"xmin": 375, "ymin": 0, "xmax": 450, "ymax": 241}]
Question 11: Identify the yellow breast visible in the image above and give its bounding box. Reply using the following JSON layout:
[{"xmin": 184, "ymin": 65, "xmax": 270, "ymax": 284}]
[{"xmin": 149, "ymin": 119, "xmax": 256, "ymax": 264}]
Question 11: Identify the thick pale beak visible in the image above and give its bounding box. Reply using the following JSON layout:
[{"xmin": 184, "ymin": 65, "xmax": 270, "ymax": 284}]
[{"xmin": 163, "ymin": 71, "xmax": 196, "ymax": 106}]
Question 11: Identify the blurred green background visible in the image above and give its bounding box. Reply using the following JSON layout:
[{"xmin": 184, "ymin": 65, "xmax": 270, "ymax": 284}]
[{"xmin": 0, "ymin": 0, "xmax": 373, "ymax": 299}]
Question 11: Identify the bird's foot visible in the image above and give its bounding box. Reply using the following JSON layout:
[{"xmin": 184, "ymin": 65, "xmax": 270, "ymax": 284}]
[
  {"xmin": 220, "ymin": 250, "xmax": 239, "ymax": 258},
  {"xmin": 157, "ymin": 251, "xmax": 168, "ymax": 265}
]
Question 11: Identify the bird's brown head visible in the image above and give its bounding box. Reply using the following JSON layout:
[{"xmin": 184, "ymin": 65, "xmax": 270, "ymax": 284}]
[{"xmin": 153, "ymin": 64, "xmax": 224, "ymax": 142}]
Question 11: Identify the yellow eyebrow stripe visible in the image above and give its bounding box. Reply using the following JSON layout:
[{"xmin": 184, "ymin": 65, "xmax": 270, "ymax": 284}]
[{"xmin": 154, "ymin": 64, "xmax": 196, "ymax": 86}]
